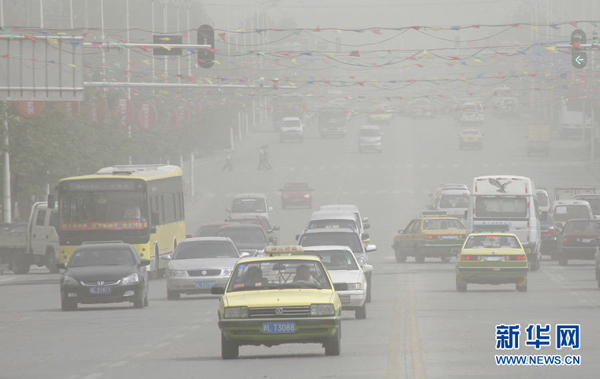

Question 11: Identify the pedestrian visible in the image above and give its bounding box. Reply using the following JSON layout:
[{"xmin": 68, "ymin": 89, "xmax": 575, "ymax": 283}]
[
  {"xmin": 222, "ymin": 148, "xmax": 233, "ymax": 171},
  {"xmin": 263, "ymin": 145, "xmax": 273, "ymax": 170},
  {"xmin": 258, "ymin": 145, "xmax": 266, "ymax": 170}
]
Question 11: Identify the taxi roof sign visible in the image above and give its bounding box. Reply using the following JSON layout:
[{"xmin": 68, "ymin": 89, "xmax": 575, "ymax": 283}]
[
  {"xmin": 264, "ymin": 245, "xmax": 305, "ymax": 256},
  {"xmin": 421, "ymin": 210, "xmax": 447, "ymax": 217}
]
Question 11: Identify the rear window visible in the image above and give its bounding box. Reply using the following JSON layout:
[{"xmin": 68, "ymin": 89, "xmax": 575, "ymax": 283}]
[
  {"xmin": 564, "ymin": 220, "xmax": 600, "ymax": 234},
  {"xmin": 359, "ymin": 128, "xmax": 380, "ymax": 137},
  {"xmin": 464, "ymin": 235, "xmax": 521, "ymax": 249},
  {"xmin": 475, "ymin": 197, "xmax": 528, "ymax": 218},
  {"xmin": 299, "ymin": 232, "xmax": 362, "ymax": 254},
  {"xmin": 553, "ymin": 205, "xmax": 591, "ymax": 222},
  {"xmin": 422, "ymin": 219, "xmax": 464, "ymax": 231},
  {"xmin": 574, "ymin": 197, "xmax": 600, "ymax": 215},
  {"xmin": 231, "ymin": 198, "xmax": 266, "ymax": 213},
  {"xmin": 439, "ymin": 194, "xmax": 469, "ymax": 208},
  {"xmin": 537, "ymin": 192, "xmax": 549, "ymax": 207},
  {"xmin": 308, "ymin": 219, "xmax": 357, "ymax": 230},
  {"xmin": 174, "ymin": 241, "xmax": 238, "ymax": 259}
]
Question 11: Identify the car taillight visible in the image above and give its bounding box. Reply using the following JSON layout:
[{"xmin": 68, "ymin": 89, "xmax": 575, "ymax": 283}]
[
  {"xmin": 507, "ymin": 255, "xmax": 527, "ymax": 261},
  {"xmin": 563, "ymin": 236, "xmax": 575, "ymax": 243},
  {"xmin": 544, "ymin": 229, "xmax": 556, "ymax": 237},
  {"xmin": 460, "ymin": 255, "xmax": 479, "ymax": 261}
]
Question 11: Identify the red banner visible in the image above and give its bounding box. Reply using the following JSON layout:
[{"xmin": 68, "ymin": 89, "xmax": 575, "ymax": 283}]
[
  {"xmin": 136, "ymin": 101, "xmax": 157, "ymax": 131},
  {"xmin": 113, "ymin": 96, "xmax": 134, "ymax": 127},
  {"xmin": 14, "ymin": 101, "xmax": 45, "ymax": 118},
  {"xmin": 89, "ymin": 96, "xmax": 108, "ymax": 125},
  {"xmin": 61, "ymin": 221, "xmax": 148, "ymax": 231}
]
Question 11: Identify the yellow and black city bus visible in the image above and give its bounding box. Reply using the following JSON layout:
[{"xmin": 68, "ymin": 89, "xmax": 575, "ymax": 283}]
[{"xmin": 57, "ymin": 165, "xmax": 186, "ymax": 277}]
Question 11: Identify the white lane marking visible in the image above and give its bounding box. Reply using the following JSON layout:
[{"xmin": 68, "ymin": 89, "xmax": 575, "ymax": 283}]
[
  {"xmin": 155, "ymin": 342, "xmax": 170, "ymax": 348},
  {"xmin": 107, "ymin": 361, "xmax": 128, "ymax": 368},
  {"xmin": 82, "ymin": 373, "xmax": 103, "ymax": 379},
  {"xmin": 18, "ymin": 316, "xmax": 32, "ymax": 322},
  {"xmin": 134, "ymin": 351, "xmax": 151, "ymax": 358},
  {"xmin": 190, "ymin": 325, "xmax": 201, "ymax": 330},
  {"xmin": 174, "ymin": 333, "xmax": 186, "ymax": 339}
]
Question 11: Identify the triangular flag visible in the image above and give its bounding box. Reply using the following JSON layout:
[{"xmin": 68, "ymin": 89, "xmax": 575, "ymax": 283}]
[
  {"xmin": 350, "ymin": 50, "xmax": 360, "ymax": 57},
  {"xmin": 218, "ymin": 33, "xmax": 227, "ymax": 41}
]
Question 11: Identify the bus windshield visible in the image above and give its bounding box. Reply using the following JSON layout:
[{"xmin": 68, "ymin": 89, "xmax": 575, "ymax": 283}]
[{"xmin": 60, "ymin": 190, "xmax": 147, "ymax": 230}]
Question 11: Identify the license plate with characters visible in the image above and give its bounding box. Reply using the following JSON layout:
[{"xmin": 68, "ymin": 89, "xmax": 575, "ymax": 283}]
[
  {"xmin": 442, "ymin": 235, "xmax": 458, "ymax": 240},
  {"xmin": 262, "ymin": 322, "xmax": 296, "ymax": 334},
  {"xmin": 484, "ymin": 256, "xmax": 503, "ymax": 262},
  {"xmin": 90, "ymin": 287, "xmax": 111, "ymax": 294},
  {"xmin": 195, "ymin": 281, "xmax": 214, "ymax": 289}
]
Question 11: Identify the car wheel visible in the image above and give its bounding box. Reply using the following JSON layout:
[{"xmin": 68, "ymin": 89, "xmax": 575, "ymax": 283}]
[
  {"xmin": 61, "ymin": 295, "xmax": 77, "ymax": 311},
  {"xmin": 324, "ymin": 327, "xmax": 341, "ymax": 356},
  {"xmin": 365, "ymin": 274, "xmax": 372, "ymax": 303},
  {"xmin": 415, "ymin": 254, "xmax": 426, "ymax": 263},
  {"xmin": 516, "ymin": 276, "xmax": 527, "ymax": 292},
  {"xmin": 133, "ymin": 290, "xmax": 145, "ymax": 309},
  {"xmin": 456, "ymin": 275, "xmax": 467, "ymax": 292},
  {"xmin": 221, "ymin": 333, "xmax": 239, "ymax": 359},
  {"xmin": 46, "ymin": 249, "xmax": 59, "ymax": 274},
  {"xmin": 355, "ymin": 304, "xmax": 367, "ymax": 320},
  {"xmin": 395, "ymin": 249, "xmax": 407, "ymax": 263},
  {"xmin": 12, "ymin": 253, "xmax": 31, "ymax": 275},
  {"xmin": 167, "ymin": 290, "xmax": 180, "ymax": 300}
]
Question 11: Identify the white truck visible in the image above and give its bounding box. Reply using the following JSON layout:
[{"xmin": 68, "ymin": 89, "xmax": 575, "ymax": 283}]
[
  {"xmin": 467, "ymin": 175, "xmax": 541, "ymax": 271},
  {"xmin": 0, "ymin": 202, "xmax": 59, "ymax": 274}
]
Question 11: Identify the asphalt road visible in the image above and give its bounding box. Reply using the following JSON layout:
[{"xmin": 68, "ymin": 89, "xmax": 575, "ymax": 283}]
[{"xmin": 2, "ymin": 114, "xmax": 600, "ymax": 379}]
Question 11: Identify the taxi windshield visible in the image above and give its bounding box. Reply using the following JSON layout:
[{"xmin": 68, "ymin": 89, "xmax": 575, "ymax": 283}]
[
  {"xmin": 464, "ymin": 235, "xmax": 521, "ymax": 249},
  {"xmin": 302, "ymin": 250, "xmax": 359, "ymax": 271},
  {"xmin": 227, "ymin": 260, "xmax": 332, "ymax": 292}
]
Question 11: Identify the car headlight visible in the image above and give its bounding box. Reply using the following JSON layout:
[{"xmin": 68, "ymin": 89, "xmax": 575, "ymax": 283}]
[
  {"xmin": 166, "ymin": 269, "xmax": 188, "ymax": 278},
  {"xmin": 122, "ymin": 273, "xmax": 140, "ymax": 285},
  {"xmin": 346, "ymin": 283, "xmax": 362, "ymax": 291},
  {"xmin": 310, "ymin": 304, "xmax": 335, "ymax": 316},
  {"xmin": 221, "ymin": 269, "xmax": 231, "ymax": 277},
  {"xmin": 61, "ymin": 276, "xmax": 79, "ymax": 286},
  {"xmin": 303, "ymin": 194, "xmax": 310, "ymax": 198},
  {"xmin": 357, "ymin": 256, "xmax": 367, "ymax": 266},
  {"xmin": 224, "ymin": 306, "xmax": 249, "ymax": 319}
]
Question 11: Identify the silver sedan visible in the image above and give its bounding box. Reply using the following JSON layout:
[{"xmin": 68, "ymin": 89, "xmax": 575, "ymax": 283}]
[{"xmin": 165, "ymin": 237, "xmax": 247, "ymax": 300}]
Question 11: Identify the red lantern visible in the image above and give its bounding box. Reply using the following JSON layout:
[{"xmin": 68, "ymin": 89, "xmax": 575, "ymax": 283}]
[
  {"xmin": 136, "ymin": 102, "xmax": 157, "ymax": 131},
  {"xmin": 14, "ymin": 101, "xmax": 45, "ymax": 118}
]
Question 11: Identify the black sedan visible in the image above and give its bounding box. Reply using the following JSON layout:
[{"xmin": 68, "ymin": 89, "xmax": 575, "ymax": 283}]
[
  {"xmin": 539, "ymin": 211, "xmax": 559, "ymax": 259},
  {"xmin": 57, "ymin": 242, "xmax": 150, "ymax": 311}
]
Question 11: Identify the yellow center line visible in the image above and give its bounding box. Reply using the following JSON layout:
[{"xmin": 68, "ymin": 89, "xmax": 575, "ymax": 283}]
[
  {"xmin": 408, "ymin": 275, "xmax": 428, "ymax": 379},
  {"xmin": 386, "ymin": 280, "xmax": 405, "ymax": 379}
]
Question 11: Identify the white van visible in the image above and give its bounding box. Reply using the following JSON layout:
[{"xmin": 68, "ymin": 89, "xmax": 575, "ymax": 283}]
[
  {"xmin": 319, "ymin": 205, "xmax": 369, "ymax": 241},
  {"xmin": 468, "ymin": 175, "xmax": 541, "ymax": 270},
  {"xmin": 550, "ymin": 199, "xmax": 593, "ymax": 227},
  {"xmin": 536, "ymin": 189, "xmax": 550, "ymax": 213},
  {"xmin": 432, "ymin": 189, "xmax": 470, "ymax": 219}
]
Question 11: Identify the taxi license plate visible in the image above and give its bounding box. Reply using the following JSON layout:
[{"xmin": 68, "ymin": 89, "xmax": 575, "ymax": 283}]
[
  {"xmin": 262, "ymin": 322, "xmax": 296, "ymax": 334},
  {"xmin": 90, "ymin": 287, "xmax": 111, "ymax": 295},
  {"xmin": 442, "ymin": 235, "xmax": 458, "ymax": 240},
  {"xmin": 195, "ymin": 281, "xmax": 214, "ymax": 289},
  {"xmin": 339, "ymin": 295, "xmax": 351, "ymax": 304},
  {"xmin": 484, "ymin": 256, "xmax": 503, "ymax": 262}
]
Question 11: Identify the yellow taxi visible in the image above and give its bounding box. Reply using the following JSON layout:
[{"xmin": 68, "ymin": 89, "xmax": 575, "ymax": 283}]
[
  {"xmin": 392, "ymin": 212, "xmax": 466, "ymax": 263},
  {"xmin": 455, "ymin": 233, "xmax": 528, "ymax": 292},
  {"xmin": 458, "ymin": 128, "xmax": 483, "ymax": 150},
  {"xmin": 211, "ymin": 246, "xmax": 343, "ymax": 359}
]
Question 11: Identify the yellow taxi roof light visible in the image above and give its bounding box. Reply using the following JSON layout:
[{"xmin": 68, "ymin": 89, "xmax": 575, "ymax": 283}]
[{"xmin": 264, "ymin": 245, "xmax": 305, "ymax": 255}]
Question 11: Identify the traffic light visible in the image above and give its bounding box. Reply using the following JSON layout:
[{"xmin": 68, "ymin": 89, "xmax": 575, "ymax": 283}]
[
  {"xmin": 197, "ymin": 24, "xmax": 214, "ymax": 69},
  {"xmin": 571, "ymin": 29, "xmax": 587, "ymax": 69}
]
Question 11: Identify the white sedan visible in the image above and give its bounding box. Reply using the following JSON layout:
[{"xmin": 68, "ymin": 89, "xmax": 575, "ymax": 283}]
[{"xmin": 302, "ymin": 245, "xmax": 371, "ymax": 319}]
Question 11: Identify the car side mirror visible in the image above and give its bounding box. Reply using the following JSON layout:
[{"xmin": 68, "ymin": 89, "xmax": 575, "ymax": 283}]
[
  {"xmin": 361, "ymin": 233, "xmax": 370, "ymax": 241},
  {"xmin": 363, "ymin": 222, "xmax": 370, "ymax": 230},
  {"xmin": 239, "ymin": 252, "xmax": 251, "ymax": 258},
  {"xmin": 365, "ymin": 244, "xmax": 377, "ymax": 252},
  {"xmin": 295, "ymin": 234, "xmax": 300, "ymax": 241},
  {"xmin": 211, "ymin": 286, "xmax": 225, "ymax": 295},
  {"xmin": 268, "ymin": 236, "xmax": 277, "ymax": 244},
  {"xmin": 140, "ymin": 259, "xmax": 151, "ymax": 266},
  {"xmin": 362, "ymin": 264, "xmax": 373, "ymax": 273},
  {"xmin": 56, "ymin": 262, "xmax": 66, "ymax": 270},
  {"xmin": 362, "ymin": 217, "xmax": 369, "ymax": 223},
  {"xmin": 334, "ymin": 283, "xmax": 348, "ymax": 291}
]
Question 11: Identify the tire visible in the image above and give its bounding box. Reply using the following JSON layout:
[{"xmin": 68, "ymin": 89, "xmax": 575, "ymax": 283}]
[
  {"xmin": 12, "ymin": 253, "xmax": 30, "ymax": 275},
  {"xmin": 415, "ymin": 254, "xmax": 426, "ymax": 263},
  {"xmin": 221, "ymin": 333, "xmax": 239, "ymax": 359},
  {"xmin": 441, "ymin": 256, "xmax": 451, "ymax": 263},
  {"xmin": 324, "ymin": 327, "xmax": 341, "ymax": 356},
  {"xmin": 167, "ymin": 289, "xmax": 180, "ymax": 300},
  {"xmin": 516, "ymin": 277, "xmax": 527, "ymax": 292},
  {"xmin": 365, "ymin": 275, "xmax": 372, "ymax": 303},
  {"xmin": 46, "ymin": 249, "xmax": 59, "ymax": 274},
  {"xmin": 61, "ymin": 296, "xmax": 77, "ymax": 311},
  {"xmin": 456, "ymin": 275, "xmax": 467, "ymax": 292},
  {"xmin": 395, "ymin": 249, "xmax": 407, "ymax": 263},
  {"xmin": 133, "ymin": 290, "xmax": 145, "ymax": 309},
  {"xmin": 355, "ymin": 304, "xmax": 367, "ymax": 320}
]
